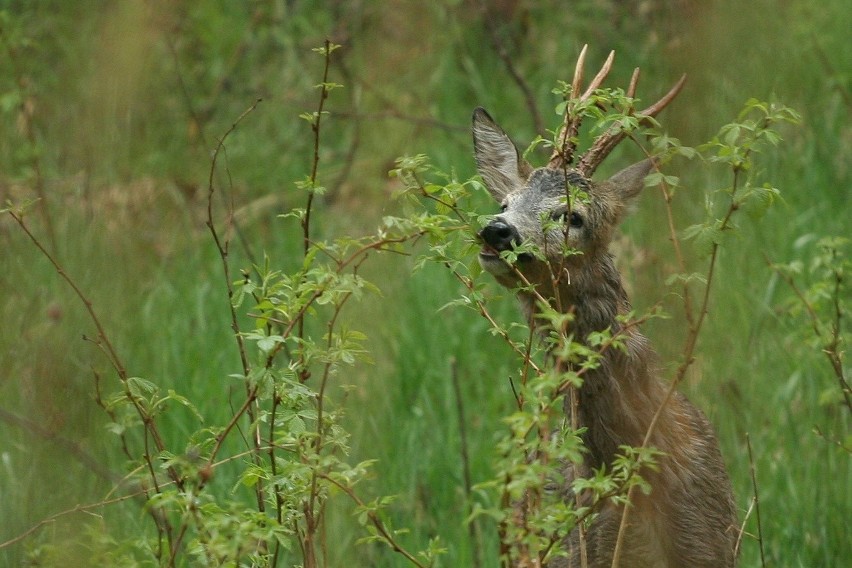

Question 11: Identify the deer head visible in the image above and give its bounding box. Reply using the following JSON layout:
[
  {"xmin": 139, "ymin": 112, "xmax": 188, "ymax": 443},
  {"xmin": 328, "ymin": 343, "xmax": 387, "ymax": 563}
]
[{"xmin": 474, "ymin": 48, "xmax": 684, "ymax": 299}]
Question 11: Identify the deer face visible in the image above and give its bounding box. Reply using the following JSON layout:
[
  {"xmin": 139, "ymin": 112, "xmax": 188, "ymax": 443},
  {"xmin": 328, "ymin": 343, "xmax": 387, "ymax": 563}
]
[{"xmin": 472, "ymin": 107, "xmax": 652, "ymax": 288}]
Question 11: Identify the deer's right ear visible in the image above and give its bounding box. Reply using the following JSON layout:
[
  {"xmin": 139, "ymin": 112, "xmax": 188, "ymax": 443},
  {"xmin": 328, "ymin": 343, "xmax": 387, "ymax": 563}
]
[{"xmin": 472, "ymin": 107, "xmax": 530, "ymax": 201}]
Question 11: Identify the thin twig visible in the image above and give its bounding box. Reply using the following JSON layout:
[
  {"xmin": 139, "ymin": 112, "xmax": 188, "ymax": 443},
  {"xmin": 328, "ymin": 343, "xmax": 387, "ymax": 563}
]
[
  {"xmin": 303, "ymin": 40, "xmax": 336, "ymax": 257},
  {"xmin": 205, "ymin": 96, "xmax": 264, "ymax": 511},
  {"xmin": 319, "ymin": 474, "xmax": 428, "ymax": 568},
  {"xmin": 767, "ymin": 254, "xmax": 852, "ymax": 414},
  {"xmin": 206, "ymin": 97, "xmax": 262, "ymax": 381},
  {"xmin": 0, "ymin": 492, "xmax": 142, "ymax": 550},
  {"xmin": 5, "ymin": 209, "xmax": 182, "ymax": 533},
  {"xmin": 746, "ymin": 434, "xmax": 766, "ymax": 566},
  {"xmin": 733, "ymin": 496, "xmax": 756, "ymax": 558}
]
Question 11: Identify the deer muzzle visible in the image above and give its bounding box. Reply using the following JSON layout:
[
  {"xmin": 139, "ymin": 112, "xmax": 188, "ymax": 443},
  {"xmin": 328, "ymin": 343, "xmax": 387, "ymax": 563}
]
[
  {"xmin": 479, "ymin": 219, "xmax": 519, "ymax": 254},
  {"xmin": 478, "ymin": 219, "xmax": 532, "ymax": 274}
]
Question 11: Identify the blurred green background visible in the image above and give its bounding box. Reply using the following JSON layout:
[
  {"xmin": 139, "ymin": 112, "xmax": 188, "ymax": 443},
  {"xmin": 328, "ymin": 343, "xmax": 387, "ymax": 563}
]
[{"xmin": 0, "ymin": 1, "xmax": 848, "ymax": 566}]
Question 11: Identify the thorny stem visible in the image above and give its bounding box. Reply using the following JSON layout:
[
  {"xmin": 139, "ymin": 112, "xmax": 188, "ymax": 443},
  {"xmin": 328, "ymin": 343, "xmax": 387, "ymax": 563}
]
[
  {"xmin": 8, "ymin": 211, "xmax": 124, "ymax": 380},
  {"xmin": 206, "ymin": 97, "xmax": 265, "ymax": 513},
  {"xmin": 566, "ymin": 359, "xmax": 588, "ymax": 568},
  {"xmin": 206, "ymin": 97, "xmax": 262, "ymax": 381},
  {"xmin": 204, "ymin": 384, "xmax": 260, "ymax": 469},
  {"xmin": 302, "ymin": 39, "xmax": 335, "ymax": 257},
  {"xmin": 518, "ymin": 322, "xmax": 537, "ymax": 407},
  {"xmin": 298, "ymin": 40, "xmax": 337, "ymax": 391},
  {"xmin": 828, "ymin": 257, "xmax": 849, "ymax": 410},
  {"xmin": 657, "ymin": 175, "xmax": 694, "ymax": 325},
  {"xmin": 6, "ymin": 208, "xmax": 183, "ymax": 554}
]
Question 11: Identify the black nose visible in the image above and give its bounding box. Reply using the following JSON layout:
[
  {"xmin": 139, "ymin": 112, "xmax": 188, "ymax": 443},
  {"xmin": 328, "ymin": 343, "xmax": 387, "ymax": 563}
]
[{"xmin": 479, "ymin": 219, "xmax": 520, "ymax": 252}]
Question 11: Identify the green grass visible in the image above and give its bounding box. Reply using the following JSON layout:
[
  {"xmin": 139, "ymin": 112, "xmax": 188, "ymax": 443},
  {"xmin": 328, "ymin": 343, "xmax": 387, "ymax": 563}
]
[{"xmin": 1, "ymin": 0, "xmax": 849, "ymax": 566}]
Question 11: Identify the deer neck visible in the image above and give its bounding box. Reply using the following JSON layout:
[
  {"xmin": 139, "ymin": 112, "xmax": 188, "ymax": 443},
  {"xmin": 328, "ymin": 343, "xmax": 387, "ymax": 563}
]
[
  {"xmin": 521, "ymin": 253, "xmax": 666, "ymax": 468},
  {"xmin": 518, "ymin": 253, "xmax": 629, "ymax": 336}
]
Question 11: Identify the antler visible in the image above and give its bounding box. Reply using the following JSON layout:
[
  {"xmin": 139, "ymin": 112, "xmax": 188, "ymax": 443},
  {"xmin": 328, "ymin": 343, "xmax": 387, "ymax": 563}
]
[
  {"xmin": 547, "ymin": 45, "xmax": 614, "ymax": 169},
  {"xmin": 547, "ymin": 45, "xmax": 686, "ymax": 177}
]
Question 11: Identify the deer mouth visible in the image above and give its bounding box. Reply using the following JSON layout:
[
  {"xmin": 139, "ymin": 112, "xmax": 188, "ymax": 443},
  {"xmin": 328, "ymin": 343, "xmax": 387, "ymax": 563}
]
[
  {"xmin": 478, "ymin": 245, "xmax": 533, "ymax": 266},
  {"xmin": 479, "ymin": 243, "xmax": 501, "ymax": 260}
]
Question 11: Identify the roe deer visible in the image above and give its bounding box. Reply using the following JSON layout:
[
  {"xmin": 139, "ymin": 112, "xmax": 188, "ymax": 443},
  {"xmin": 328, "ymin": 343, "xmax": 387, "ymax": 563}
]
[{"xmin": 473, "ymin": 49, "xmax": 737, "ymax": 567}]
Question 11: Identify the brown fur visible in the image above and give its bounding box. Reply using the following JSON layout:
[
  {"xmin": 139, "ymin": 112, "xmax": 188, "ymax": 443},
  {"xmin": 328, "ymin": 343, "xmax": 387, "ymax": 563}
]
[{"xmin": 472, "ymin": 107, "xmax": 737, "ymax": 567}]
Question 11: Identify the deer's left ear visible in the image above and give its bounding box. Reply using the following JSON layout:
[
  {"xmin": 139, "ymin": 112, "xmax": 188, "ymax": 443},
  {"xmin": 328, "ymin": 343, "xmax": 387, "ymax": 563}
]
[{"xmin": 607, "ymin": 159, "xmax": 655, "ymax": 202}]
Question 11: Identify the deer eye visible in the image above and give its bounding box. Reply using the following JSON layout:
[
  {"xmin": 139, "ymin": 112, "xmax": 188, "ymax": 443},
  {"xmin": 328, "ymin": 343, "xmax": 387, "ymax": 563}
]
[
  {"xmin": 553, "ymin": 210, "xmax": 584, "ymax": 228},
  {"xmin": 499, "ymin": 203, "xmax": 508, "ymax": 213}
]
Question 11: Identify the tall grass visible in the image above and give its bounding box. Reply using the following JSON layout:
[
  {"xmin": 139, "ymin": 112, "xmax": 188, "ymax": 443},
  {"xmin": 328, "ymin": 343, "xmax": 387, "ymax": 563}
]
[{"xmin": 1, "ymin": 0, "xmax": 848, "ymax": 566}]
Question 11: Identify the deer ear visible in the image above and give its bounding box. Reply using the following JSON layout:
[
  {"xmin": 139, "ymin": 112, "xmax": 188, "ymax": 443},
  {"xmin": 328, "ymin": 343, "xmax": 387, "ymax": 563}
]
[
  {"xmin": 607, "ymin": 159, "xmax": 654, "ymax": 202},
  {"xmin": 472, "ymin": 107, "xmax": 530, "ymax": 201}
]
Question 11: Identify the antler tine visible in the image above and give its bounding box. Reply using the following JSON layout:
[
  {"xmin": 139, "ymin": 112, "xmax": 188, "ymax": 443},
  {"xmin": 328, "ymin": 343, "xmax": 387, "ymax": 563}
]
[
  {"xmin": 626, "ymin": 68, "xmax": 640, "ymax": 99},
  {"xmin": 637, "ymin": 73, "xmax": 686, "ymax": 119},
  {"xmin": 549, "ymin": 47, "xmax": 615, "ymax": 169},
  {"xmin": 571, "ymin": 44, "xmax": 588, "ymax": 99},
  {"xmin": 577, "ymin": 73, "xmax": 687, "ymax": 177},
  {"xmin": 580, "ymin": 50, "xmax": 615, "ymax": 100}
]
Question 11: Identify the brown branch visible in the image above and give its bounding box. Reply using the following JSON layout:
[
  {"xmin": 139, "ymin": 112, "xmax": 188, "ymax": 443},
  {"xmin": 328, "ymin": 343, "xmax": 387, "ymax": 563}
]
[
  {"xmin": 205, "ymin": 97, "xmax": 264, "ymax": 512},
  {"xmin": 303, "ymin": 40, "xmax": 336, "ymax": 257},
  {"xmin": 5, "ymin": 209, "xmax": 183, "ymax": 523},
  {"xmin": 206, "ymin": 97, "xmax": 262, "ymax": 381},
  {"xmin": 451, "ymin": 270, "xmax": 543, "ymax": 375}
]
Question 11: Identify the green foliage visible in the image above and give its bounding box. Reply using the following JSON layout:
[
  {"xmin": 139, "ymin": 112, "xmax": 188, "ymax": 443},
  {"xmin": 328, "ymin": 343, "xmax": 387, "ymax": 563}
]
[
  {"xmin": 1, "ymin": 2, "xmax": 849, "ymax": 567},
  {"xmin": 771, "ymin": 236, "xmax": 850, "ymax": 434}
]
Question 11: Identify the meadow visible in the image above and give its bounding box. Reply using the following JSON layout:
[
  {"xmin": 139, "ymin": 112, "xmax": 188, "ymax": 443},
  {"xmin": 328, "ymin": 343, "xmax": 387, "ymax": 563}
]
[{"xmin": 0, "ymin": 1, "xmax": 849, "ymax": 566}]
